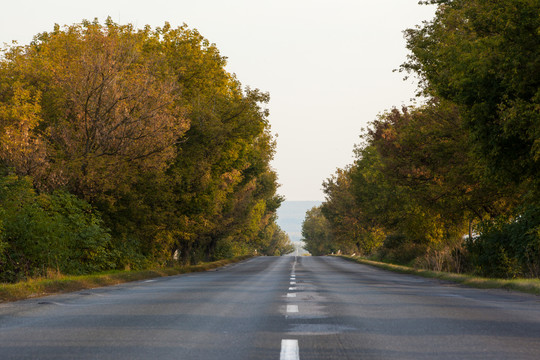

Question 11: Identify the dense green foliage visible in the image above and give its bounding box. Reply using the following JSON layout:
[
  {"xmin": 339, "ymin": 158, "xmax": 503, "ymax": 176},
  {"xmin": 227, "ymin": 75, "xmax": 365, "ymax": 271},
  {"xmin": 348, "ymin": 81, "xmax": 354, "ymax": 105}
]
[
  {"xmin": 0, "ymin": 175, "xmax": 116, "ymax": 282},
  {"xmin": 303, "ymin": 0, "xmax": 540, "ymax": 278},
  {"xmin": 404, "ymin": 0, "xmax": 540, "ymax": 186},
  {"xmin": 0, "ymin": 19, "xmax": 292, "ymax": 282},
  {"xmin": 301, "ymin": 206, "xmax": 334, "ymax": 256},
  {"xmin": 466, "ymin": 206, "xmax": 540, "ymax": 279}
]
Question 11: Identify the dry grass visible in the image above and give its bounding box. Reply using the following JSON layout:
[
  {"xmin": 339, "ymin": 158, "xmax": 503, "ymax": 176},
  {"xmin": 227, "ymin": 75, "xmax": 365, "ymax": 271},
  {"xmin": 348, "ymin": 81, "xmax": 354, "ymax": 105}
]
[
  {"xmin": 0, "ymin": 255, "xmax": 253, "ymax": 303},
  {"xmin": 339, "ymin": 255, "xmax": 540, "ymax": 295}
]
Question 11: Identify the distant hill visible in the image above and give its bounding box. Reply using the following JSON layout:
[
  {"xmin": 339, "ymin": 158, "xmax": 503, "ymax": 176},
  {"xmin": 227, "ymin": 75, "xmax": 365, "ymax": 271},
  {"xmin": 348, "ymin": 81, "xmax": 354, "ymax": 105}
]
[{"xmin": 276, "ymin": 201, "xmax": 322, "ymax": 243}]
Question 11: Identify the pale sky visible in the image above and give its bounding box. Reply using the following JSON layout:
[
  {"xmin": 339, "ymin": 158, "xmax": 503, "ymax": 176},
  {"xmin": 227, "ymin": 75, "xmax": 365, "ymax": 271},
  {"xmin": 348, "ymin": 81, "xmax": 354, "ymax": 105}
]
[{"xmin": 0, "ymin": 0, "xmax": 436, "ymax": 201}]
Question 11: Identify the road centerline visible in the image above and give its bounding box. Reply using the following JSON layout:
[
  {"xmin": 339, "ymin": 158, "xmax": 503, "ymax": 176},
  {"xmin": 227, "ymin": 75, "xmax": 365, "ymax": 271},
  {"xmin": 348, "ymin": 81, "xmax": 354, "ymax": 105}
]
[
  {"xmin": 287, "ymin": 305, "xmax": 299, "ymax": 313},
  {"xmin": 280, "ymin": 339, "xmax": 300, "ymax": 360}
]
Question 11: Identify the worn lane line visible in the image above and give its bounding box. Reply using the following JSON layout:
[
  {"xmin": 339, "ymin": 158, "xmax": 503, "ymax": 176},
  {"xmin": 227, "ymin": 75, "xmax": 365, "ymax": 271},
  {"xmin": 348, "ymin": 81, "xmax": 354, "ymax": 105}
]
[
  {"xmin": 291, "ymin": 256, "xmax": 297, "ymax": 274},
  {"xmin": 281, "ymin": 257, "xmax": 300, "ymax": 359},
  {"xmin": 280, "ymin": 339, "xmax": 300, "ymax": 360},
  {"xmin": 287, "ymin": 305, "xmax": 299, "ymax": 313}
]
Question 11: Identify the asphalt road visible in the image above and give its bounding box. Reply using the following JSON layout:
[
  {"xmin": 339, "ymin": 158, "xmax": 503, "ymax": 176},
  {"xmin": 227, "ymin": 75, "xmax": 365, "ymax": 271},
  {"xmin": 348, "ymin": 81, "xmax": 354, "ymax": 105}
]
[{"xmin": 1, "ymin": 256, "xmax": 540, "ymax": 359}]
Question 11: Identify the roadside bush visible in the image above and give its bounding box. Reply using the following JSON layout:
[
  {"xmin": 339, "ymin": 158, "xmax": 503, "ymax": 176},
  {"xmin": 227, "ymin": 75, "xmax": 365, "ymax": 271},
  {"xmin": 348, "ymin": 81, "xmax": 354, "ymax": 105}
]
[
  {"xmin": 0, "ymin": 175, "xmax": 118, "ymax": 282},
  {"xmin": 414, "ymin": 242, "xmax": 471, "ymax": 274},
  {"xmin": 466, "ymin": 207, "xmax": 540, "ymax": 278},
  {"xmin": 113, "ymin": 236, "xmax": 149, "ymax": 271},
  {"xmin": 0, "ymin": 211, "xmax": 7, "ymax": 272},
  {"xmin": 39, "ymin": 191, "xmax": 119, "ymax": 275},
  {"xmin": 376, "ymin": 234, "xmax": 426, "ymax": 265}
]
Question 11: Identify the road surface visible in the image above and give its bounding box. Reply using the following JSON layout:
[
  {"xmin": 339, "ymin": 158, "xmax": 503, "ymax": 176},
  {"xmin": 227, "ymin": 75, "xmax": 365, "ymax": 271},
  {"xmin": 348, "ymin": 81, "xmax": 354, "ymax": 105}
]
[{"xmin": 1, "ymin": 256, "xmax": 540, "ymax": 359}]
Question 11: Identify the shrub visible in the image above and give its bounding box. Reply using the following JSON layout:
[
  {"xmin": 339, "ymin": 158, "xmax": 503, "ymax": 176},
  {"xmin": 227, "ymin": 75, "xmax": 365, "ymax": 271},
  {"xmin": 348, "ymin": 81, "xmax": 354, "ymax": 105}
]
[
  {"xmin": 466, "ymin": 206, "xmax": 540, "ymax": 278},
  {"xmin": 0, "ymin": 175, "xmax": 118, "ymax": 282},
  {"xmin": 377, "ymin": 234, "xmax": 426, "ymax": 265}
]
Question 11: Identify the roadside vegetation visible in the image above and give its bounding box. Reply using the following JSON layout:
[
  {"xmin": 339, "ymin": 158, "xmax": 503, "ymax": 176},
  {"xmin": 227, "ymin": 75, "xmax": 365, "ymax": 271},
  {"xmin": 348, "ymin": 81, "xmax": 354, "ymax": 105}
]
[
  {"xmin": 303, "ymin": 0, "xmax": 540, "ymax": 280},
  {"xmin": 0, "ymin": 255, "xmax": 252, "ymax": 302},
  {"xmin": 340, "ymin": 256, "xmax": 540, "ymax": 296},
  {"xmin": 0, "ymin": 19, "xmax": 293, "ymax": 285}
]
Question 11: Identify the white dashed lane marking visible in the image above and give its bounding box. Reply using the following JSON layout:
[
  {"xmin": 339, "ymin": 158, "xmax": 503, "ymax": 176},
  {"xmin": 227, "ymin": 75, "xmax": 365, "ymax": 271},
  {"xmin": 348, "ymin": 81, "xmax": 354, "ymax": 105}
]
[
  {"xmin": 287, "ymin": 305, "xmax": 299, "ymax": 313},
  {"xmin": 281, "ymin": 257, "xmax": 301, "ymax": 359},
  {"xmin": 280, "ymin": 339, "xmax": 300, "ymax": 360}
]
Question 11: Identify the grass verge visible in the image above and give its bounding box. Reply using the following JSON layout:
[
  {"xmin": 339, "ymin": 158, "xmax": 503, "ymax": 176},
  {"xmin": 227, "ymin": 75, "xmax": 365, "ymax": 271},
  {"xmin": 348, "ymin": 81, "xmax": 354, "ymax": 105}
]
[
  {"xmin": 0, "ymin": 255, "xmax": 253, "ymax": 303},
  {"xmin": 339, "ymin": 255, "xmax": 540, "ymax": 296}
]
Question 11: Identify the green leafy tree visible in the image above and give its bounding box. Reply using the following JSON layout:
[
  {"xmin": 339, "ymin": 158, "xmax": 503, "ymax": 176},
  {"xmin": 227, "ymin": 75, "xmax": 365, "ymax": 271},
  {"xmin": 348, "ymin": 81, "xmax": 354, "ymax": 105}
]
[
  {"xmin": 0, "ymin": 19, "xmax": 286, "ymax": 272},
  {"xmin": 259, "ymin": 222, "xmax": 294, "ymax": 256},
  {"xmin": 311, "ymin": 0, "xmax": 538, "ymax": 276},
  {"xmin": 403, "ymin": 0, "xmax": 540, "ymax": 188},
  {"xmin": 400, "ymin": 0, "xmax": 540, "ymax": 275},
  {"xmin": 301, "ymin": 206, "xmax": 334, "ymax": 256},
  {"xmin": 322, "ymin": 167, "xmax": 379, "ymax": 255},
  {"xmin": 367, "ymin": 101, "xmax": 520, "ymax": 233},
  {"xmin": 466, "ymin": 206, "xmax": 540, "ymax": 278},
  {"xmin": 150, "ymin": 24, "xmax": 281, "ymax": 262}
]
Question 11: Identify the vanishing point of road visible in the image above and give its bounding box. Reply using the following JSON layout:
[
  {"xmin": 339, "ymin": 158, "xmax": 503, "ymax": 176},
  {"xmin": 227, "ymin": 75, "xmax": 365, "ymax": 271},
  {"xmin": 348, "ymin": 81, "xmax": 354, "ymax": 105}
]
[{"xmin": 1, "ymin": 256, "xmax": 540, "ymax": 359}]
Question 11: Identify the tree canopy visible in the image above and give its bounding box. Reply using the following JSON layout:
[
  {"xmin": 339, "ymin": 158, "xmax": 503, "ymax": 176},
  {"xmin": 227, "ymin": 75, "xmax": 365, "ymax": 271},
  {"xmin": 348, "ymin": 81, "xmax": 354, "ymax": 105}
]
[
  {"xmin": 403, "ymin": 0, "xmax": 540, "ymax": 187},
  {"xmin": 303, "ymin": 1, "xmax": 540, "ymax": 278},
  {"xmin": 0, "ymin": 19, "xmax": 292, "ymax": 282}
]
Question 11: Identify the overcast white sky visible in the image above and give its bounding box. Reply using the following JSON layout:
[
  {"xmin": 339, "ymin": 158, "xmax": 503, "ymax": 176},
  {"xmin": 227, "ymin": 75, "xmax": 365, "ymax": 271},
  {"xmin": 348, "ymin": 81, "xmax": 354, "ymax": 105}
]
[{"xmin": 0, "ymin": 0, "xmax": 436, "ymax": 201}]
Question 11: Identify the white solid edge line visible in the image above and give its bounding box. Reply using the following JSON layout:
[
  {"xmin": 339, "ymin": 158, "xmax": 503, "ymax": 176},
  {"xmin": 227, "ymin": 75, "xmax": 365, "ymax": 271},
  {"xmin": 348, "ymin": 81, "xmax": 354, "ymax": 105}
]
[
  {"xmin": 280, "ymin": 339, "xmax": 300, "ymax": 360},
  {"xmin": 287, "ymin": 305, "xmax": 299, "ymax": 313}
]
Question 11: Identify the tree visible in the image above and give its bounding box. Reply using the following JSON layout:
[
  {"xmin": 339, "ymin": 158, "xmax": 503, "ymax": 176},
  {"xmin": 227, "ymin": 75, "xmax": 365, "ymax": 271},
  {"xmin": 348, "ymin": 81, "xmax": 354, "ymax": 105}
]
[
  {"xmin": 310, "ymin": 0, "xmax": 539, "ymax": 275},
  {"xmin": 28, "ymin": 21, "xmax": 187, "ymax": 197},
  {"xmin": 301, "ymin": 206, "xmax": 333, "ymax": 256},
  {"xmin": 399, "ymin": 0, "xmax": 540, "ymax": 274},
  {"xmin": 260, "ymin": 222, "xmax": 294, "ymax": 256},
  {"xmin": 367, "ymin": 101, "xmax": 519, "ymax": 230},
  {"xmin": 150, "ymin": 24, "xmax": 280, "ymax": 262},
  {"xmin": 403, "ymin": 0, "xmax": 540, "ymax": 187},
  {"xmin": 0, "ymin": 19, "xmax": 286, "ymax": 272}
]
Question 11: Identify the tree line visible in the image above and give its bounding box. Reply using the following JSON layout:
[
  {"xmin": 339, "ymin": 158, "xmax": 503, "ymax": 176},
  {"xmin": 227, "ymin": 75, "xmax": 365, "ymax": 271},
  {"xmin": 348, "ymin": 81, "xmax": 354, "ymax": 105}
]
[
  {"xmin": 303, "ymin": 0, "xmax": 540, "ymax": 279},
  {"xmin": 0, "ymin": 19, "xmax": 293, "ymax": 283}
]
